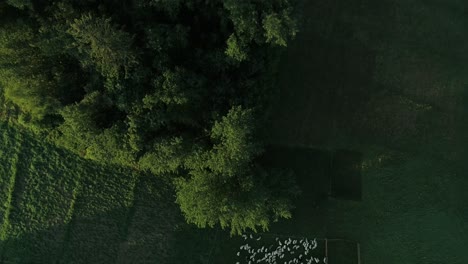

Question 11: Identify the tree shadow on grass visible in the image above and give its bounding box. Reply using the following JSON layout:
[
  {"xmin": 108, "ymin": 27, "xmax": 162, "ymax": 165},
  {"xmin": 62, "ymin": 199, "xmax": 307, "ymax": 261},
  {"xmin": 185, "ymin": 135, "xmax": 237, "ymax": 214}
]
[
  {"xmin": 267, "ymin": 0, "xmax": 378, "ymax": 148},
  {"xmin": 258, "ymin": 146, "xmax": 363, "ymax": 237},
  {"xmin": 0, "ymin": 185, "xmax": 218, "ymax": 264},
  {"xmin": 330, "ymin": 150, "xmax": 362, "ymax": 201},
  {"xmin": 261, "ymin": 146, "xmax": 332, "ymax": 204},
  {"xmin": 261, "ymin": 146, "xmax": 363, "ymax": 202}
]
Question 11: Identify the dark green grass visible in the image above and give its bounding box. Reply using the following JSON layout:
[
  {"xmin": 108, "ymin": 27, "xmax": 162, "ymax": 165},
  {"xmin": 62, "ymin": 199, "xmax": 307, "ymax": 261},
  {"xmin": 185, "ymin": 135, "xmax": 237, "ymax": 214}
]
[
  {"xmin": 59, "ymin": 167, "xmax": 137, "ymax": 263},
  {"xmin": 330, "ymin": 150, "xmax": 362, "ymax": 201},
  {"xmin": 327, "ymin": 240, "xmax": 359, "ymax": 264},
  {"xmin": 2, "ymin": 0, "xmax": 468, "ymax": 263},
  {"xmin": 261, "ymin": 146, "xmax": 332, "ymax": 203},
  {"xmin": 258, "ymin": 0, "xmax": 468, "ymax": 263},
  {"xmin": 117, "ymin": 176, "xmax": 181, "ymax": 264}
]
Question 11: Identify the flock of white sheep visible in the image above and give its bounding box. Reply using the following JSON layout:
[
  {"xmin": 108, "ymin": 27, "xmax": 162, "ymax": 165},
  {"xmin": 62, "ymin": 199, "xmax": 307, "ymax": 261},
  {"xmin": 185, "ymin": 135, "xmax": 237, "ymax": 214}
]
[{"xmin": 235, "ymin": 234, "xmax": 327, "ymax": 264}]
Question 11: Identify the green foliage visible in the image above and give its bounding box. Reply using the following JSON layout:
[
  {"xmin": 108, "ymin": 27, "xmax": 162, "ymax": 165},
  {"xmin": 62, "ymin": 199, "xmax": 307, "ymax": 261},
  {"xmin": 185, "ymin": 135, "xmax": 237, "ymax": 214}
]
[
  {"xmin": 176, "ymin": 107, "xmax": 298, "ymax": 235},
  {"xmin": 147, "ymin": 0, "xmax": 183, "ymax": 18},
  {"xmin": 0, "ymin": 0, "xmax": 299, "ymax": 237},
  {"xmin": 0, "ymin": 23, "xmax": 60, "ymax": 120},
  {"xmin": 225, "ymin": 34, "xmax": 248, "ymax": 62},
  {"xmin": 144, "ymin": 24, "xmax": 189, "ymax": 69},
  {"xmin": 55, "ymin": 92, "xmax": 103, "ymax": 153},
  {"xmin": 209, "ymin": 106, "xmax": 262, "ymax": 176},
  {"xmin": 138, "ymin": 137, "xmax": 186, "ymax": 176},
  {"xmin": 36, "ymin": 2, "xmax": 78, "ymax": 57},
  {"xmin": 5, "ymin": 0, "xmax": 32, "ymax": 10},
  {"xmin": 223, "ymin": 0, "xmax": 260, "ymax": 42},
  {"xmin": 263, "ymin": 11, "xmax": 297, "ymax": 47},
  {"xmin": 84, "ymin": 126, "xmax": 135, "ymax": 166},
  {"xmin": 2, "ymin": 73, "xmax": 60, "ymax": 120},
  {"xmin": 145, "ymin": 68, "xmax": 204, "ymax": 107},
  {"xmin": 68, "ymin": 14, "xmax": 138, "ymax": 81},
  {"xmin": 223, "ymin": 0, "xmax": 298, "ymax": 61},
  {"xmin": 175, "ymin": 166, "xmax": 298, "ymax": 235}
]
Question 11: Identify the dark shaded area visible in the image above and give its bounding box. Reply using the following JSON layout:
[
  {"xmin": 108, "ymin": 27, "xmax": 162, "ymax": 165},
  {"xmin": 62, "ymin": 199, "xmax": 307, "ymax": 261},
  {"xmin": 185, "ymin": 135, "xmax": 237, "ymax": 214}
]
[
  {"xmin": 0, "ymin": 178, "xmax": 217, "ymax": 264},
  {"xmin": 330, "ymin": 150, "xmax": 362, "ymax": 201},
  {"xmin": 266, "ymin": 1, "xmax": 468, "ymax": 263},
  {"xmin": 261, "ymin": 145, "xmax": 332, "ymax": 205},
  {"xmin": 0, "ymin": 208, "xmax": 168, "ymax": 264},
  {"xmin": 267, "ymin": 0, "xmax": 378, "ymax": 147},
  {"xmin": 261, "ymin": 146, "xmax": 363, "ymax": 202},
  {"xmin": 327, "ymin": 240, "xmax": 359, "ymax": 264},
  {"xmin": 168, "ymin": 225, "xmax": 218, "ymax": 264}
]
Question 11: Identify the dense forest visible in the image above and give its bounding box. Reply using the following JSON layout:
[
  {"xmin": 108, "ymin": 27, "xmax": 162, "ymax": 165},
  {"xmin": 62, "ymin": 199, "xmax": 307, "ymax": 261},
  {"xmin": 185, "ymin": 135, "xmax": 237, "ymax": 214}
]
[{"xmin": 0, "ymin": 0, "xmax": 300, "ymax": 234}]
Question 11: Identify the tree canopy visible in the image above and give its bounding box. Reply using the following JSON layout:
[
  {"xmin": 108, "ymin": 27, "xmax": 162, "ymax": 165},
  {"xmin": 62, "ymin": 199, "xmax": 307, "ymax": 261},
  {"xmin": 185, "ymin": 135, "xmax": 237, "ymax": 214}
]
[{"xmin": 0, "ymin": 0, "xmax": 300, "ymax": 234}]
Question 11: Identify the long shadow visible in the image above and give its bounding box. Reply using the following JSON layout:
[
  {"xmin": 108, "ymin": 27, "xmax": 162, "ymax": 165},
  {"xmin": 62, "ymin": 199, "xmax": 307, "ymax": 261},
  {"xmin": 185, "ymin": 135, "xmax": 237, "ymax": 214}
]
[
  {"xmin": 267, "ymin": 0, "xmax": 378, "ymax": 148},
  {"xmin": 261, "ymin": 146, "xmax": 363, "ymax": 202},
  {"xmin": 0, "ymin": 208, "xmax": 216, "ymax": 264},
  {"xmin": 261, "ymin": 146, "xmax": 332, "ymax": 204},
  {"xmin": 0, "ymin": 177, "xmax": 218, "ymax": 264},
  {"xmin": 330, "ymin": 150, "xmax": 362, "ymax": 201},
  {"xmin": 257, "ymin": 146, "xmax": 363, "ymax": 237}
]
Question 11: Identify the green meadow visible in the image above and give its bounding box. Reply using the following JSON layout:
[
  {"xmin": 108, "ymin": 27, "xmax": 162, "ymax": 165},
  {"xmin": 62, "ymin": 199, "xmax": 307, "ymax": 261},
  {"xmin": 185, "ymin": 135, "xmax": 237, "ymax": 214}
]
[
  {"xmin": 284, "ymin": 0, "xmax": 467, "ymax": 263},
  {"xmin": 1, "ymin": 0, "xmax": 468, "ymax": 263},
  {"xmin": 213, "ymin": 0, "xmax": 468, "ymax": 263}
]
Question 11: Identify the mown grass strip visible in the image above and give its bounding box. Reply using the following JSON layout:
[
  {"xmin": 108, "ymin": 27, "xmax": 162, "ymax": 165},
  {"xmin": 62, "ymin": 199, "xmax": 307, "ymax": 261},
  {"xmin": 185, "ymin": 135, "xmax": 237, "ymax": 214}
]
[
  {"xmin": 0, "ymin": 125, "xmax": 22, "ymax": 240},
  {"xmin": 0, "ymin": 128, "xmax": 87, "ymax": 263}
]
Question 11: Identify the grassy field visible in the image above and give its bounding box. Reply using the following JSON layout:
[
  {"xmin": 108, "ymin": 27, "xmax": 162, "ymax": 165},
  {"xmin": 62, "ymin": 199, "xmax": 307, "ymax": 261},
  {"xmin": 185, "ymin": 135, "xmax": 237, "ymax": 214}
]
[
  {"xmin": 253, "ymin": 0, "xmax": 468, "ymax": 263},
  {"xmin": 1, "ymin": 0, "xmax": 468, "ymax": 263},
  {"xmin": 207, "ymin": 0, "xmax": 468, "ymax": 263},
  {"xmin": 0, "ymin": 123, "xmax": 219, "ymax": 264}
]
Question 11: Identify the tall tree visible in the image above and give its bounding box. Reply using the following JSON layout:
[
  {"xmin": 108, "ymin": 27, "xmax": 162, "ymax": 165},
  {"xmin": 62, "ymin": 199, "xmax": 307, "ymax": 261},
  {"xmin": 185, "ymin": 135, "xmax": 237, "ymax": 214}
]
[
  {"xmin": 175, "ymin": 107, "xmax": 299, "ymax": 234},
  {"xmin": 68, "ymin": 13, "xmax": 138, "ymax": 82},
  {"xmin": 0, "ymin": 22, "xmax": 60, "ymax": 121}
]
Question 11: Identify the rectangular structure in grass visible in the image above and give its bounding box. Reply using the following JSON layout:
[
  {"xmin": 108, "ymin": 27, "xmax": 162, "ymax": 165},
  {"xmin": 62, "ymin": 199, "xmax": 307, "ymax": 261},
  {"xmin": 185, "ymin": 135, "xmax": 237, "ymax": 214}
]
[
  {"xmin": 1, "ymin": 131, "xmax": 82, "ymax": 263},
  {"xmin": 60, "ymin": 165, "xmax": 137, "ymax": 264},
  {"xmin": 326, "ymin": 239, "xmax": 360, "ymax": 264}
]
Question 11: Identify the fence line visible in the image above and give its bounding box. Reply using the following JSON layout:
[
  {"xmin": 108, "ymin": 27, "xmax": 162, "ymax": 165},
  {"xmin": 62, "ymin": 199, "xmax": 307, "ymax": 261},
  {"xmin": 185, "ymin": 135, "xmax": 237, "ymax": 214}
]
[
  {"xmin": 357, "ymin": 243, "xmax": 361, "ymax": 264},
  {"xmin": 325, "ymin": 238, "xmax": 328, "ymax": 260}
]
